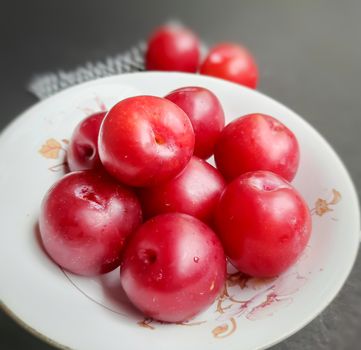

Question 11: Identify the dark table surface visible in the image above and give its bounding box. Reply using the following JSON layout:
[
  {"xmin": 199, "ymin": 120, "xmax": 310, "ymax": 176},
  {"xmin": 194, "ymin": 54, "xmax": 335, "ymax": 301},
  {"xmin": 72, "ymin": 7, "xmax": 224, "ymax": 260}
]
[{"xmin": 1, "ymin": 1, "xmax": 360, "ymax": 349}]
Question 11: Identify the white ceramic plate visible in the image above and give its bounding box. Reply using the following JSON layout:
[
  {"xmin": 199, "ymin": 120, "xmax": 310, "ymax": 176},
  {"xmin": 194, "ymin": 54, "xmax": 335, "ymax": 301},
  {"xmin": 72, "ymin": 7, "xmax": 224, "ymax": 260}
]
[{"xmin": 0, "ymin": 72, "xmax": 359, "ymax": 350}]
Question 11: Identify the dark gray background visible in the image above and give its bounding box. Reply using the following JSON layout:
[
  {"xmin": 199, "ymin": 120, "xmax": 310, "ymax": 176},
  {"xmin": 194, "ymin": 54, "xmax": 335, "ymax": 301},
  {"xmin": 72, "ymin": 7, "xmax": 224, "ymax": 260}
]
[{"xmin": 1, "ymin": 0, "xmax": 360, "ymax": 349}]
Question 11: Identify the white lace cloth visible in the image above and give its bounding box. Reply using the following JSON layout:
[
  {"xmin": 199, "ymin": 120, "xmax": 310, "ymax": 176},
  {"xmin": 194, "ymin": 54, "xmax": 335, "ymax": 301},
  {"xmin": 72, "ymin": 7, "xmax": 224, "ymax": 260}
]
[{"xmin": 28, "ymin": 42, "xmax": 146, "ymax": 99}]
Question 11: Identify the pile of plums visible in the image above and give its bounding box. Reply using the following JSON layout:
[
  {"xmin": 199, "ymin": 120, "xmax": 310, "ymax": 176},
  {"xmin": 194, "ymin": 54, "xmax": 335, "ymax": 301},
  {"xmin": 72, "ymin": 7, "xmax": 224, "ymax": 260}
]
[{"xmin": 39, "ymin": 26, "xmax": 311, "ymax": 323}]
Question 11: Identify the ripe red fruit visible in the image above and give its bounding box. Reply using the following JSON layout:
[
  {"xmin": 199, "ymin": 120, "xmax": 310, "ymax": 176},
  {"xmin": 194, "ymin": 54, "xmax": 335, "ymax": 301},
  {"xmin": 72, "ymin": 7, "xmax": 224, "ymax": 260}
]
[
  {"xmin": 39, "ymin": 170, "xmax": 142, "ymax": 276},
  {"xmin": 214, "ymin": 113, "xmax": 300, "ymax": 182},
  {"xmin": 215, "ymin": 171, "xmax": 311, "ymax": 277},
  {"xmin": 165, "ymin": 86, "xmax": 225, "ymax": 159},
  {"xmin": 138, "ymin": 156, "xmax": 226, "ymax": 223},
  {"xmin": 120, "ymin": 213, "xmax": 226, "ymax": 322},
  {"xmin": 98, "ymin": 96, "xmax": 195, "ymax": 187},
  {"xmin": 145, "ymin": 26, "xmax": 200, "ymax": 72},
  {"xmin": 200, "ymin": 43, "xmax": 258, "ymax": 89},
  {"xmin": 67, "ymin": 112, "xmax": 106, "ymax": 172}
]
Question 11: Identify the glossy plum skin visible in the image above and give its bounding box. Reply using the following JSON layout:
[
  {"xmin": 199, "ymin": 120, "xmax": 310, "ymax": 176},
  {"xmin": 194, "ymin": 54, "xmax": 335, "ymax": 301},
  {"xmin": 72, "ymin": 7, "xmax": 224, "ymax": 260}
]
[
  {"xmin": 39, "ymin": 170, "xmax": 142, "ymax": 276},
  {"xmin": 145, "ymin": 26, "xmax": 200, "ymax": 72},
  {"xmin": 165, "ymin": 86, "xmax": 225, "ymax": 159},
  {"xmin": 67, "ymin": 112, "xmax": 106, "ymax": 172},
  {"xmin": 98, "ymin": 96, "xmax": 195, "ymax": 187},
  {"xmin": 138, "ymin": 156, "xmax": 226, "ymax": 223},
  {"xmin": 200, "ymin": 43, "xmax": 258, "ymax": 89},
  {"xmin": 120, "ymin": 213, "xmax": 226, "ymax": 322},
  {"xmin": 214, "ymin": 113, "xmax": 300, "ymax": 182},
  {"xmin": 215, "ymin": 171, "xmax": 312, "ymax": 277}
]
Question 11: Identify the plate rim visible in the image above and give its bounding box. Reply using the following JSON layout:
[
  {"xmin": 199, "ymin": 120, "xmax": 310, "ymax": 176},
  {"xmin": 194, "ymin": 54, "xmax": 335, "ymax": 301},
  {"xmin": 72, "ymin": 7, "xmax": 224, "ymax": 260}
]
[{"xmin": 0, "ymin": 71, "xmax": 360, "ymax": 350}]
